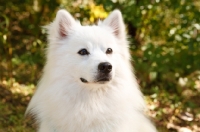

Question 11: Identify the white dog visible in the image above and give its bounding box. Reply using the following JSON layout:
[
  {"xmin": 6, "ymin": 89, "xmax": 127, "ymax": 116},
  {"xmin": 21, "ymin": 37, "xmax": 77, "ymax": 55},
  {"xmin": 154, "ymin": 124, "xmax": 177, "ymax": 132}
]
[{"xmin": 26, "ymin": 9, "xmax": 157, "ymax": 132}]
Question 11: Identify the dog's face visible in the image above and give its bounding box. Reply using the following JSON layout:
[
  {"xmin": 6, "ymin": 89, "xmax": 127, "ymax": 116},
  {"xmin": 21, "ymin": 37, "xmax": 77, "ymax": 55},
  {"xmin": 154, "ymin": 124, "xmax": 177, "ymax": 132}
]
[
  {"xmin": 66, "ymin": 26, "xmax": 118, "ymax": 84},
  {"xmin": 47, "ymin": 10, "xmax": 127, "ymax": 86}
]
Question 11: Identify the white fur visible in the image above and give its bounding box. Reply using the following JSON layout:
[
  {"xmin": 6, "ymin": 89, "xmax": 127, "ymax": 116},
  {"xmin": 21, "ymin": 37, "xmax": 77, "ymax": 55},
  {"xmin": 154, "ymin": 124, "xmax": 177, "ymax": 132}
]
[{"xmin": 26, "ymin": 9, "xmax": 157, "ymax": 132}]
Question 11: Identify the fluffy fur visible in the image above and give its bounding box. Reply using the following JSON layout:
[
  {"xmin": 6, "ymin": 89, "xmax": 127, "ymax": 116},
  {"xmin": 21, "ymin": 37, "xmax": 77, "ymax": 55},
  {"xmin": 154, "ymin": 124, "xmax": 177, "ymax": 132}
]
[{"xmin": 26, "ymin": 9, "xmax": 157, "ymax": 132}]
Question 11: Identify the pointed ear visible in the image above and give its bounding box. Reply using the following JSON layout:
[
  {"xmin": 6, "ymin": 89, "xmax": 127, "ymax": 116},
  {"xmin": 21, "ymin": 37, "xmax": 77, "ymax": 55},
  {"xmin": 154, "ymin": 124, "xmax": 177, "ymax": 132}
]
[
  {"xmin": 102, "ymin": 10, "xmax": 125, "ymax": 39},
  {"xmin": 55, "ymin": 9, "xmax": 76, "ymax": 38}
]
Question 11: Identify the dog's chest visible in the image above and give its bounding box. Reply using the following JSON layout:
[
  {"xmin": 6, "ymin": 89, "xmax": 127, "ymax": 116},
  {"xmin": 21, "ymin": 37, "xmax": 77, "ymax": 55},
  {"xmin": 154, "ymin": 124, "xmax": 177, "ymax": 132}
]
[{"xmin": 47, "ymin": 89, "xmax": 129, "ymax": 132}]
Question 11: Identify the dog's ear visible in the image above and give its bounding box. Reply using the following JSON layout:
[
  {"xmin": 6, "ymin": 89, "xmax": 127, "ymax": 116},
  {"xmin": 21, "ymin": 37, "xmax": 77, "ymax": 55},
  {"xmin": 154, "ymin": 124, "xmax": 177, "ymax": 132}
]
[
  {"xmin": 55, "ymin": 9, "xmax": 76, "ymax": 38},
  {"xmin": 102, "ymin": 10, "xmax": 125, "ymax": 39}
]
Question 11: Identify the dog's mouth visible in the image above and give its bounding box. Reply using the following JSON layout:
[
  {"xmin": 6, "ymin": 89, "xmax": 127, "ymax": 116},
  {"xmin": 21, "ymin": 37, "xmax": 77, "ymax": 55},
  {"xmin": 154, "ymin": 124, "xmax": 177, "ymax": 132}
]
[
  {"xmin": 80, "ymin": 78, "xmax": 88, "ymax": 83},
  {"xmin": 80, "ymin": 76, "xmax": 111, "ymax": 84},
  {"xmin": 96, "ymin": 73, "xmax": 112, "ymax": 83},
  {"xmin": 96, "ymin": 77, "xmax": 111, "ymax": 82}
]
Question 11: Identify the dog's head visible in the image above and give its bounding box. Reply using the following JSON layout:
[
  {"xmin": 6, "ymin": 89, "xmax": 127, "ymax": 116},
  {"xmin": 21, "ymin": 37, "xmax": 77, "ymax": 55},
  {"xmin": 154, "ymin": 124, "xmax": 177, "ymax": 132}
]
[{"xmin": 46, "ymin": 9, "xmax": 129, "ymax": 87}]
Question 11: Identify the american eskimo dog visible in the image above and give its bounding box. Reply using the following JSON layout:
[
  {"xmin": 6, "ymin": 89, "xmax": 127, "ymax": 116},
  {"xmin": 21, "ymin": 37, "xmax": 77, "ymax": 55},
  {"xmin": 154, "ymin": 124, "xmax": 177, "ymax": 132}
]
[{"xmin": 26, "ymin": 9, "xmax": 157, "ymax": 132}]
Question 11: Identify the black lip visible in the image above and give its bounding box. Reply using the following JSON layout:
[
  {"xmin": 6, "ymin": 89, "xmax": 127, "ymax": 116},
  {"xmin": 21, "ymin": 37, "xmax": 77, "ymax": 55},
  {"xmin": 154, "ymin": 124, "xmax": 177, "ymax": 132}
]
[
  {"xmin": 80, "ymin": 78, "xmax": 88, "ymax": 83},
  {"xmin": 97, "ymin": 77, "xmax": 110, "ymax": 82}
]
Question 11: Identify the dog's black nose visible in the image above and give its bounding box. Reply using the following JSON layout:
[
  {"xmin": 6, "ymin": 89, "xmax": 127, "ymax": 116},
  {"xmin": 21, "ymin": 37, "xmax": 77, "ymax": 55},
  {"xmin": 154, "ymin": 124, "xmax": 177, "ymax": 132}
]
[{"xmin": 98, "ymin": 62, "xmax": 112, "ymax": 73}]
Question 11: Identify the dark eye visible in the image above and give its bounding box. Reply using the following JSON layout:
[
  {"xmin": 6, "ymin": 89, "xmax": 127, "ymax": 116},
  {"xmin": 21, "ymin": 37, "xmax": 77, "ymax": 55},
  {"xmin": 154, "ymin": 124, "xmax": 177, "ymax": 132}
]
[
  {"xmin": 106, "ymin": 48, "xmax": 113, "ymax": 54},
  {"xmin": 78, "ymin": 49, "xmax": 89, "ymax": 55}
]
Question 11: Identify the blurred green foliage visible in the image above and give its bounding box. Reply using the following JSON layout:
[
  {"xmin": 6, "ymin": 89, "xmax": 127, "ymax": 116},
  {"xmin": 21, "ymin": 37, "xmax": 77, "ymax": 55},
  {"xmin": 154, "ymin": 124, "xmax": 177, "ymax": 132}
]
[
  {"xmin": 0, "ymin": 0, "xmax": 200, "ymax": 131},
  {"xmin": 96, "ymin": 0, "xmax": 200, "ymax": 94}
]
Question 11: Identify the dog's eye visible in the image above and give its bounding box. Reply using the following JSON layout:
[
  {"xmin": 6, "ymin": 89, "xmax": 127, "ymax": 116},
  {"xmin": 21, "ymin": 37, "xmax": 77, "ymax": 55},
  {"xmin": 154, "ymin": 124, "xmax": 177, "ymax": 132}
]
[
  {"xmin": 78, "ymin": 49, "xmax": 90, "ymax": 55},
  {"xmin": 106, "ymin": 48, "xmax": 113, "ymax": 54}
]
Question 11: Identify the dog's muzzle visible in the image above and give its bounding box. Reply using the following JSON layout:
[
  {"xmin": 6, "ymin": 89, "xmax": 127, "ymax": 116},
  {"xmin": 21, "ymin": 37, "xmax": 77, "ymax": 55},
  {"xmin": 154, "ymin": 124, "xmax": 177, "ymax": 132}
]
[
  {"xmin": 96, "ymin": 62, "xmax": 112, "ymax": 83},
  {"xmin": 80, "ymin": 62, "xmax": 112, "ymax": 84}
]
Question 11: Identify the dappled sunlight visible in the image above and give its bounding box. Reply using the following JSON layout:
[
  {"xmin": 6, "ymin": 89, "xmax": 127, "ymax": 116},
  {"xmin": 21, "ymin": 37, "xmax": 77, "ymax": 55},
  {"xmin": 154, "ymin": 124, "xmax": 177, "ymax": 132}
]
[
  {"xmin": 1, "ymin": 0, "xmax": 200, "ymax": 131},
  {"xmin": 1, "ymin": 79, "xmax": 35, "ymax": 96},
  {"xmin": 145, "ymin": 90, "xmax": 200, "ymax": 132},
  {"xmin": 0, "ymin": 80, "xmax": 35, "ymax": 131}
]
